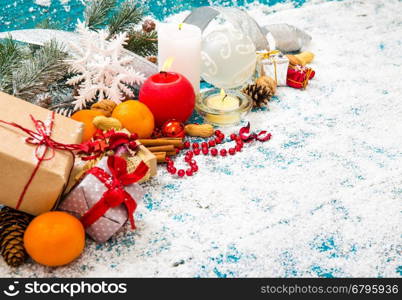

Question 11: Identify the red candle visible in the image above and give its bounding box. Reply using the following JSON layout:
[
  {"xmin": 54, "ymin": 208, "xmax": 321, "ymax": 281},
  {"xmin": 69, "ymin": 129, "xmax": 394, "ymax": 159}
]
[{"xmin": 139, "ymin": 72, "xmax": 195, "ymax": 127}]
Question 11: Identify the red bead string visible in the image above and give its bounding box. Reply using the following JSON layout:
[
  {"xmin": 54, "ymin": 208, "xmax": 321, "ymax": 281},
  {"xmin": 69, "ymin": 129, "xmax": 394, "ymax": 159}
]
[{"xmin": 166, "ymin": 124, "xmax": 272, "ymax": 178}]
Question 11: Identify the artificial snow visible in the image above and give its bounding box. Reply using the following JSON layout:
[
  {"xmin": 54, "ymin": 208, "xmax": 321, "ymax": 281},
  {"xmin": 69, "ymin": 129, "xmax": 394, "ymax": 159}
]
[{"xmin": 1, "ymin": 0, "xmax": 401, "ymax": 277}]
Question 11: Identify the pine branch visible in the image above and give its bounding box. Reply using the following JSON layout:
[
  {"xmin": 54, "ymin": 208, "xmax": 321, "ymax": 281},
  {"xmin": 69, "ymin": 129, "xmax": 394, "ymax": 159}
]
[
  {"xmin": 125, "ymin": 30, "xmax": 157, "ymax": 57},
  {"xmin": 107, "ymin": 0, "xmax": 143, "ymax": 38},
  {"xmin": 0, "ymin": 37, "xmax": 24, "ymax": 93},
  {"xmin": 12, "ymin": 41, "xmax": 69, "ymax": 101},
  {"xmin": 84, "ymin": 0, "xmax": 116, "ymax": 31}
]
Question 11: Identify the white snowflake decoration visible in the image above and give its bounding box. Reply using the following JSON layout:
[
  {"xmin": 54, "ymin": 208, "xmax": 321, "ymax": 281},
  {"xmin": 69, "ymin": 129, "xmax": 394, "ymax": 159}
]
[{"xmin": 67, "ymin": 21, "xmax": 146, "ymax": 111}]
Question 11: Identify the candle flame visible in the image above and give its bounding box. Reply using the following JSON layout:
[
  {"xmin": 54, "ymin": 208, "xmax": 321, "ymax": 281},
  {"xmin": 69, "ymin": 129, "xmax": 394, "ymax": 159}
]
[
  {"xmin": 178, "ymin": 23, "xmax": 183, "ymax": 30},
  {"xmin": 161, "ymin": 57, "xmax": 174, "ymax": 72}
]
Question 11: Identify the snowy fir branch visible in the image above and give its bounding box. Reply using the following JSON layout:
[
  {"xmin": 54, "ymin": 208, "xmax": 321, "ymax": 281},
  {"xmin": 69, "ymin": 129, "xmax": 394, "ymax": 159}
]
[
  {"xmin": 125, "ymin": 30, "xmax": 158, "ymax": 57},
  {"xmin": 84, "ymin": 0, "xmax": 116, "ymax": 31},
  {"xmin": 107, "ymin": 0, "xmax": 143, "ymax": 38},
  {"xmin": 0, "ymin": 37, "xmax": 25, "ymax": 93},
  {"xmin": 12, "ymin": 41, "xmax": 68, "ymax": 101},
  {"xmin": 82, "ymin": 0, "xmax": 157, "ymax": 57}
]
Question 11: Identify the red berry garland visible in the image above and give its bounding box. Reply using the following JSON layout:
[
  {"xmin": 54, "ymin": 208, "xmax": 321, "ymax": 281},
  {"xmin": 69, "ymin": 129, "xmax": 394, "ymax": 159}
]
[{"xmin": 165, "ymin": 123, "xmax": 272, "ymax": 177}]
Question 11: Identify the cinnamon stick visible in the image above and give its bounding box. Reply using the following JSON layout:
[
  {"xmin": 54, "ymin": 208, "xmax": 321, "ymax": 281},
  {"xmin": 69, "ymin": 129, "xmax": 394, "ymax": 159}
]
[
  {"xmin": 167, "ymin": 151, "xmax": 177, "ymax": 156},
  {"xmin": 139, "ymin": 138, "xmax": 183, "ymax": 147},
  {"xmin": 147, "ymin": 145, "xmax": 175, "ymax": 153},
  {"xmin": 154, "ymin": 152, "xmax": 167, "ymax": 163}
]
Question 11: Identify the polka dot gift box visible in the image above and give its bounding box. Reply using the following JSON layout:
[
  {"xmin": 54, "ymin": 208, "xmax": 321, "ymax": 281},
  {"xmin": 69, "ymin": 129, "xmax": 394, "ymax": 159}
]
[{"xmin": 59, "ymin": 156, "xmax": 148, "ymax": 243}]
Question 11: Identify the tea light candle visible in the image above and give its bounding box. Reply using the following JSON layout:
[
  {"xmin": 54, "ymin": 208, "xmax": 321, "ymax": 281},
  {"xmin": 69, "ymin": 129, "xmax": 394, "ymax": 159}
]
[
  {"xmin": 206, "ymin": 89, "xmax": 240, "ymax": 111},
  {"xmin": 196, "ymin": 89, "xmax": 252, "ymax": 126},
  {"xmin": 158, "ymin": 23, "xmax": 202, "ymax": 94}
]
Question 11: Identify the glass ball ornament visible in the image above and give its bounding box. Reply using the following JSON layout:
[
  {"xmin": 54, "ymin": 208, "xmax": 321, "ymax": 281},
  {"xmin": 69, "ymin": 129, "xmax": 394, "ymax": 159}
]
[
  {"xmin": 200, "ymin": 26, "xmax": 257, "ymax": 89},
  {"xmin": 161, "ymin": 119, "xmax": 185, "ymax": 138}
]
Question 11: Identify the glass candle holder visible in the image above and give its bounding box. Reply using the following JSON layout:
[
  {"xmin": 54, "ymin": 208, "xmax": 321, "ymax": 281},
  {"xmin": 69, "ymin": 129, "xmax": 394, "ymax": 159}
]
[{"xmin": 196, "ymin": 89, "xmax": 252, "ymax": 126}]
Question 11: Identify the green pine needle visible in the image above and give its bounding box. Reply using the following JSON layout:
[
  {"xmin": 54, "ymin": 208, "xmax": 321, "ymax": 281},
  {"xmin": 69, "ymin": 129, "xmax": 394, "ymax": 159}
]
[
  {"xmin": 0, "ymin": 37, "xmax": 25, "ymax": 93},
  {"xmin": 84, "ymin": 0, "xmax": 116, "ymax": 30},
  {"xmin": 125, "ymin": 30, "xmax": 158, "ymax": 57},
  {"xmin": 12, "ymin": 41, "xmax": 68, "ymax": 101},
  {"xmin": 107, "ymin": 0, "xmax": 143, "ymax": 38}
]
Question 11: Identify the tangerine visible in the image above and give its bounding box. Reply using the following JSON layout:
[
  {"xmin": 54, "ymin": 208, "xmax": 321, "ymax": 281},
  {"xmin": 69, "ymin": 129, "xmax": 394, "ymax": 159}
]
[
  {"xmin": 111, "ymin": 100, "xmax": 154, "ymax": 138},
  {"xmin": 23, "ymin": 211, "xmax": 85, "ymax": 267},
  {"xmin": 71, "ymin": 109, "xmax": 104, "ymax": 142}
]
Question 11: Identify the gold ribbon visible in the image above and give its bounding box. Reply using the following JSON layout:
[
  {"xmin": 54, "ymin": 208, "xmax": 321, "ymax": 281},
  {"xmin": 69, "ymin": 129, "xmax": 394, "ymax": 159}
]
[{"xmin": 258, "ymin": 50, "xmax": 280, "ymax": 84}]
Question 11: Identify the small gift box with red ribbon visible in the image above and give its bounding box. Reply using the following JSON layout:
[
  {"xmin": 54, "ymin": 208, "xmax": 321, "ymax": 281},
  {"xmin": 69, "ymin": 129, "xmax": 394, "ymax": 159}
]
[
  {"xmin": 286, "ymin": 64, "xmax": 316, "ymax": 89},
  {"xmin": 257, "ymin": 50, "xmax": 289, "ymax": 86},
  {"xmin": 59, "ymin": 155, "xmax": 149, "ymax": 243}
]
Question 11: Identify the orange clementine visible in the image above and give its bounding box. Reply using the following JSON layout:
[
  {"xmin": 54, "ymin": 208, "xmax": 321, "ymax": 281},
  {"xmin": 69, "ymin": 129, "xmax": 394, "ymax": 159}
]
[
  {"xmin": 112, "ymin": 100, "xmax": 154, "ymax": 138},
  {"xmin": 24, "ymin": 211, "xmax": 85, "ymax": 267},
  {"xmin": 71, "ymin": 109, "xmax": 104, "ymax": 142}
]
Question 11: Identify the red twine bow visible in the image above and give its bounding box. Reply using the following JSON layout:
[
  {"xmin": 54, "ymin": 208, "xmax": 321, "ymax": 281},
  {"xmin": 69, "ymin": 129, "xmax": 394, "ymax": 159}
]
[
  {"xmin": 239, "ymin": 123, "xmax": 272, "ymax": 143},
  {"xmin": 80, "ymin": 130, "xmax": 139, "ymax": 161},
  {"xmin": 80, "ymin": 155, "xmax": 149, "ymax": 229},
  {"xmin": 0, "ymin": 112, "xmax": 82, "ymax": 209}
]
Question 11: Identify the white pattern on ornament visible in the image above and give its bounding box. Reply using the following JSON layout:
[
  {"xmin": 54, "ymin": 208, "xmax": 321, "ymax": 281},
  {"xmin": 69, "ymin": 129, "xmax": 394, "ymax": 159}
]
[
  {"xmin": 201, "ymin": 26, "xmax": 256, "ymax": 89},
  {"xmin": 66, "ymin": 21, "xmax": 146, "ymax": 111}
]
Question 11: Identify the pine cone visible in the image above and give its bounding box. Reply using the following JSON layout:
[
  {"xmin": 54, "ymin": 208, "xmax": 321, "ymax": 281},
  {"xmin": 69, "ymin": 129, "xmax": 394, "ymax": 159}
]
[
  {"xmin": 242, "ymin": 84, "xmax": 274, "ymax": 108},
  {"xmin": 0, "ymin": 207, "xmax": 33, "ymax": 267},
  {"xmin": 142, "ymin": 19, "xmax": 156, "ymax": 33}
]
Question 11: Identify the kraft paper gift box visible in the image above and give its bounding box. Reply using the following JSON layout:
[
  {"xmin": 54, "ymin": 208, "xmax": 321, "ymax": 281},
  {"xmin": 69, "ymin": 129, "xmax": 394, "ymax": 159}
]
[
  {"xmin": 59, "ymin": 156, "xmax": 146, "ymax": 243},
  {"xmin": 257, "ymin": 50, "xmax": 289, "ymax": 86},
  {"xmin": 0, "ymin": 92, "xmax": 83, "ymax": 215}
]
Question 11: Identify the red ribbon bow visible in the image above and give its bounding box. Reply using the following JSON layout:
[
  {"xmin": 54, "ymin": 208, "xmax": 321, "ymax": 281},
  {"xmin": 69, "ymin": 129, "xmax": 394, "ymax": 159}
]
[
  {"xmin": 80, "ymin": 130, "xmax": 139, "ymax": 161},
  {"xmin": 80, "ymin": 155, "xmax": 149, "ymax": 229},
  {"xmin": 0, "ymin": 112, "xmax": 82, "ymax": 209},
  {"xmin": 239, "ymin": 123, "xmax": 272, "ymax": 143}
]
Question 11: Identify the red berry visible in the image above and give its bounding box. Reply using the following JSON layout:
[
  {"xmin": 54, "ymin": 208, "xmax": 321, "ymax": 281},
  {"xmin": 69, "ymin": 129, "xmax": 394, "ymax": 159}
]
[
  {"xmin": 229, "ymin": 148, "xmax": 236, "ymax": 155},
  {"xmin": 168, "ymin": 167, "xmax": 177, "ymax": 174},
  {"xmin": 202, "ymin": 148, "xmax": 209, "ymax": 155},
  {"xmin": 215, "ymin": 137, "xmax": 222, "ymax": 144},
  {"xmin": 194, "ymin": 148, "xmax": 201, "ymax": 155},
  {"xmin": 208, "ymin": 140, "xmax": 216, "ymax": 147},
  {"xmin": 215, "ymin": 130, "xmax": 222, "ymax": 136},
  {"xmin": 186, "ymin": 151, "xmax": 194, "ymax": 158},
  {"xmin": 191, "ymin": 165, "xmax": 198, "ymax": 172},
  {"xmin": 220, "ymin": 149, "xmax": 227, "ymax": 156},
  {"xmin": 185, "ymin": 156, "xmax": 191, "ymax": 162},
  {"xmin": 210, "ymin": 148, "xmax": 218, "ymax": 156},
  {"xmin": 178, "ymin": 169, "xmax": 185, "ymax": 177},
  {"xmin": 201, "ymin": 142, "xmax": 208, "ymax": 148},
  {"xmin": 165, "ymin": 157, "xmax": 171, "ymax": 162},
  {"xmin": 176, "ymin": 148, "xmax": 180, "ymax": 154},
  {"xmin": 168, "ymin": 161, "xmax": 174, "ymax": 167},
  {"xmin": 186, "ymin": 169, "xmax": 193, "ymax": 176},
  {"xmin": 230, "ymin": 133, "xmax": 237, "ymax": 140},
  {"xmin": 235, "ymin": 144, "xmax": 242, "ymax": 152},
  {"xmin": 192, "ymin": 143, "xmax": 199, "ymax": 149},
  {"xmin": 190, "ymin": 159, "xmax": 197, "ymax": 166},
  {"xmin": 236, "ymin": 140, "xmax": 244, "ymax": 147},
  {"xmin": 184, "ymin": 141, "xmax": 191, "ymax": 149}
]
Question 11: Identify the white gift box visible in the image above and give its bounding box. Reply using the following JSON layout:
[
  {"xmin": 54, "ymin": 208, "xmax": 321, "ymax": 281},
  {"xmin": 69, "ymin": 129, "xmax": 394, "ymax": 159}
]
[
  {"xmin": 257, "ymin": 51, "xmax": 289, "ymax": 86},
  {"xmin": 59, "ymin": 157, "xmax": 145, "ymax": 243}
]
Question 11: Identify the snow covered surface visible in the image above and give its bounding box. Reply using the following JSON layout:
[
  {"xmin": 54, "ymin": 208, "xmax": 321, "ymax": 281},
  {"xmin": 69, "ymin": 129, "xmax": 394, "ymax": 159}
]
[{"xmin": 1, "ymin": 0, "xmax": 402, "ymax": 277}]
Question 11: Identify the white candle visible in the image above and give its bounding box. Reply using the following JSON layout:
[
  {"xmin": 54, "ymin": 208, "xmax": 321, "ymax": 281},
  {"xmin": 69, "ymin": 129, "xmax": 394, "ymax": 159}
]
[{"xmin": 158, "ymin": 23, "xmax": 202, "ymax": 95}]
